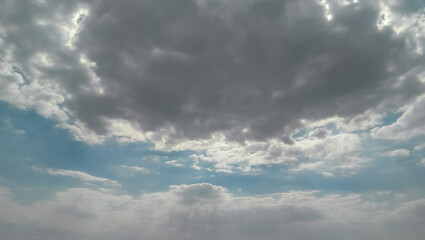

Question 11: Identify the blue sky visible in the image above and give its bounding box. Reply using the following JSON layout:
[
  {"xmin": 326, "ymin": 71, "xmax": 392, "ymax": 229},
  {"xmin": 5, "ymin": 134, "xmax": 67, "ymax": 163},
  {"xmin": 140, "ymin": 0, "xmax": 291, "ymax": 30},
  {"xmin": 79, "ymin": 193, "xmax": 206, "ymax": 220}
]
[{"xmin": 1, "ymin": 0, "xmax": 425, "ymax": 239}]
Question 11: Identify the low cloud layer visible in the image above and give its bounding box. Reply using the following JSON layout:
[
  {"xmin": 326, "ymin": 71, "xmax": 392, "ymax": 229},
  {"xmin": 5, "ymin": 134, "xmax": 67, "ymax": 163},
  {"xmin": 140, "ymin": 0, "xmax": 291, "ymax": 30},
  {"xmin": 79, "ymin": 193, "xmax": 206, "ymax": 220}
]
[{"xmin": 0, "ymin": 183, "xmax": 424, "ymax": 240}]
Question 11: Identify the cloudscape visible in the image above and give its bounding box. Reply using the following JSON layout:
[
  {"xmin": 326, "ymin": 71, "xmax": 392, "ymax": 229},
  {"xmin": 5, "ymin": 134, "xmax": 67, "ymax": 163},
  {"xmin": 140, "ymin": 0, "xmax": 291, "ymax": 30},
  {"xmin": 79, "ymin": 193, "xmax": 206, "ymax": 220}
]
[{"xmin": 1, "ymin": 0, "xmax": 425, "ymax": 239}]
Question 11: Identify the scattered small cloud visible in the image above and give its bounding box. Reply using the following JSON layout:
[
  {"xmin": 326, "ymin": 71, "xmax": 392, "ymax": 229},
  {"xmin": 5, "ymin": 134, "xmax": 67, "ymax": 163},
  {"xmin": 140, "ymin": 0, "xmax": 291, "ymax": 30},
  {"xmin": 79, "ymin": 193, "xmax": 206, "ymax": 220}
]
[
  {"xmin": 120, "ymin": 165, "xmax": 150, "ymax": 173},
  {"xmin": 15, "ymin": 129, "xmax": 25, "ymax": 134},
  {"xmin": 191, "ymin": 158, "xmax": 202, "ymax": 171},
  {"xmin": 376, "ymin": 191, "xmax": 392, "ymax": 195},
  {"xmin": 384, "ymin": 149, "xmax": 410, "ymax": 157},
  {"xmin": 414, "ymin": 144, "xmax": 425, "ymax": 151},
  {"xmin": 417, "ymin": 159, "xmax": 425, "ymax": 167},
  {"xmin": 164, "ymin": 160, "xmax": 184, "ymax": 167}
]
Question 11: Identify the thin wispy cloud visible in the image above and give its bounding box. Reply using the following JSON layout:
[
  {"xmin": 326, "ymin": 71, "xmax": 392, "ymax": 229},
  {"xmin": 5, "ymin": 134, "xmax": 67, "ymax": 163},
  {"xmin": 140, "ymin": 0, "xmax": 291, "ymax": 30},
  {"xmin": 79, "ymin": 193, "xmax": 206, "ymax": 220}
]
[
  {"xmin": 47, "ymin": 169, "xmax": 121, "ymax": 188},
  {"xmin": 120, "ymin": 165, "xmax": 150, "ymax": 173},
  {"xmin": 384, "ymin": 149, "xmax": 411, "ymax": 157}
]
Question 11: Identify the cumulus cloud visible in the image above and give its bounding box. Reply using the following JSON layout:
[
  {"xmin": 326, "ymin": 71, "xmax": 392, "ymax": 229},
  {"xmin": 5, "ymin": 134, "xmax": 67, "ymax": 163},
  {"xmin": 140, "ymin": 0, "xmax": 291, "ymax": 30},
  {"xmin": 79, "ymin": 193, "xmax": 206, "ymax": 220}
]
[
  {"xmin": 384, "ymin": 149, "xmax": 410, "ymax": 157},
  {"xmin": 1, "ymin": 0, "xmax": 425, "ymax": 173},
  {"xmin": 47, "ymin": 169, "xmax": 121, "ymax": 187},
  {"xmin": 1, "ymin": 0, "xmax": 424, "ymax": 140},
  {"xmin": 0, "ymin": 183, "xmax": 424, "ymax": 240}
]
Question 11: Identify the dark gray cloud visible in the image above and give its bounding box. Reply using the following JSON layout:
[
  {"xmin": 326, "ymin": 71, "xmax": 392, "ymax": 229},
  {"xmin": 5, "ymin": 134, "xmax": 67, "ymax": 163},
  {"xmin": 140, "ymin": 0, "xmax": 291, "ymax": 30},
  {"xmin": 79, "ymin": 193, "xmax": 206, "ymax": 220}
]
[
  {"xmin": 1, "ymin": 0, "xmax": 424, "ymax": 144},
  {"xmin": 74, "ymin": 0, "xmax": 424, "ymax": 141}
]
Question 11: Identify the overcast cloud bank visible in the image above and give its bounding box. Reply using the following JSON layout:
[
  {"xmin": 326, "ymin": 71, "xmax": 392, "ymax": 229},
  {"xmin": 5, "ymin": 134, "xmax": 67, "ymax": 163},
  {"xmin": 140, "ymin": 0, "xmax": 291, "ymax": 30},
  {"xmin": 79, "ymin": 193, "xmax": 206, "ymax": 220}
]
[{"xmin": 0, "ymin": 183, "xmax": 425, "ymax": 240}]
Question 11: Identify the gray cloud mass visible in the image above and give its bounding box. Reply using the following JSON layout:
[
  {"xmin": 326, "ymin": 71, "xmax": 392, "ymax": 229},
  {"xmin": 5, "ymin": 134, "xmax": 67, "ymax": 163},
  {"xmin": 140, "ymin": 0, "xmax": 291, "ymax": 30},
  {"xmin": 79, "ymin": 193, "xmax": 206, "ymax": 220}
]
[{"xmin": 1, "ymin": 0, "xmax": 424, "ymax": 145}]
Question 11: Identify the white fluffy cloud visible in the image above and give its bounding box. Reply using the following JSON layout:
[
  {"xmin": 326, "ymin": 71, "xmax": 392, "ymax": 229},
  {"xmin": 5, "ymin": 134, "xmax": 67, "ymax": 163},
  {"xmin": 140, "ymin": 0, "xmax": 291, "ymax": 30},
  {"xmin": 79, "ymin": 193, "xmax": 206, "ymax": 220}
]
[
  {"xmin": 160, "ymin": 130, "xmax": 363, "ymax": 174},
  {"xmin": 0, "ymin": 183, "xmax": 424, "ymax": 240}
]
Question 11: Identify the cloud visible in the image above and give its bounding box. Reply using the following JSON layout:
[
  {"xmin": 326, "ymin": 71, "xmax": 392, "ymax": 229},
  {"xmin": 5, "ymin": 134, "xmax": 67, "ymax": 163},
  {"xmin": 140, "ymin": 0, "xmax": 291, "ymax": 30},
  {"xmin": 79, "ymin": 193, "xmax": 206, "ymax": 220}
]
[
  {"xmin": 414, "ymin": 144, "xmax": 425, "ymax": 151},
  {"xmin": 0, "ymin": 183, "xmax": 424, "ymax": 240},
  {"xmin": 1, "ymin": 0, "xmax": 424, "ymax": 143},
  {"xmin": 371, "ymin": 95, "xmax": 425, "ymax": 141},
  {"xmin": 380, "ymin": 199, "xmax": 425, "ymax": 239},
  {"xmin": 1, "ymin": 0, "xmax": 425, "ymax": 174},
  {"xmin": 120, "ymin": 165, "xmax": 150, "ymax": 173},
  {"xmin": 293, "ymin": 155, "xmax": 369, "ymax": 177},
  {"xmin": 2, "ymin": 2, "xmax": 425, "ymax": 239},
  {"xmin": 165, "ymin": 160, "xmax": 184, "ymax": 167},
  {"xmin": 384, "ymin": 149, "xmax": 410, "ymax": 157},
  {"xmin": 301, "ymin": 109, "xmax": 385, "ymax": 132},
  {"xmin": 417, "ymin": 159, "xmax": 425, "ymax": 167},
  {"xmin": 175, "ymin": 130, "xmax": 363, "ymax": 174},
  {"xmin": 170, "ymin": 183, "xmax": 230, "ymax": 205},
  {"xmin": 15, "ymin": 129, "xmax": 26, "ymax": 134},
  {"xmin": 47, "ymin": 169, "xmax": 121, "ymax": 187}
]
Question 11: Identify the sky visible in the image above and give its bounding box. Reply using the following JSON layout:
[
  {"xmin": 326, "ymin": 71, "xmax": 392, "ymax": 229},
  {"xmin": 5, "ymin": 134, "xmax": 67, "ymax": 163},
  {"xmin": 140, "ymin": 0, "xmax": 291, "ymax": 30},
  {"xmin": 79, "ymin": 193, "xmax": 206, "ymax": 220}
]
[{"xmin": 0, "ymin": 0, "xmax": 425, "ymax": 239}]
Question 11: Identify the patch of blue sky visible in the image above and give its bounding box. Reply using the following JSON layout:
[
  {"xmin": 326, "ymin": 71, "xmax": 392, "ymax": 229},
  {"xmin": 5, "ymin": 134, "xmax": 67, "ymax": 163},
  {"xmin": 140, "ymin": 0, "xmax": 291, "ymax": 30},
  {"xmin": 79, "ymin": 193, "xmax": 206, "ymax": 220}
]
[
  {"xmin": 292, "ymin": 122, "xmax": 339, "ymax": 140},
  {"xmin": 12, "ymin": 66, "xmax": 30, "ymax": 86},
  {"xmin": 379, "ymin": 111, "xmax": 404, "ymax": 127},
  {"xmin": 292, "ymin": 128, "xmax": 310, "ymax": 139}
]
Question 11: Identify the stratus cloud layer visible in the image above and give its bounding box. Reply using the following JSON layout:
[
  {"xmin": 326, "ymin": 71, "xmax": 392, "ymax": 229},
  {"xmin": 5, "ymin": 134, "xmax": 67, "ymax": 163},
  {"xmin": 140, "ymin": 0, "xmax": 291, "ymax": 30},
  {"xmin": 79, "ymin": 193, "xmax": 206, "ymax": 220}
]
[
  {"xmin": 0, "ymin": 183, "xmax": 424, "ymax": 240},
  {"xmin": 0, "ymin": 0, "xmax": 425, "ymax": 174}
]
